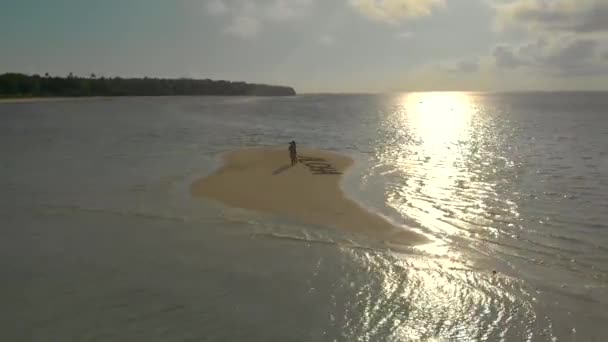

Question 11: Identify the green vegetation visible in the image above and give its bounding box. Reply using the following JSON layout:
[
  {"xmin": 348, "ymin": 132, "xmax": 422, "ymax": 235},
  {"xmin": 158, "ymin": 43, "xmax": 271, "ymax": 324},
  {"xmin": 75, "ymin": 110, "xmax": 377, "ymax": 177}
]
[{"xmin": 0, "ymin": 73, "xmax": 296, "ymax": 98}]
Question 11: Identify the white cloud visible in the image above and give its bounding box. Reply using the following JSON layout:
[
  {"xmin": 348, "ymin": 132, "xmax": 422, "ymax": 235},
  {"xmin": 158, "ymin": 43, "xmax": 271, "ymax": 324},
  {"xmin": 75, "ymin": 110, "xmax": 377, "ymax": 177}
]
[
  {"xmin": 350, "ymin": 0, "xmax": 445, "ymax": 25},
  {"xmin": 319, "ymin": 34, "xmax": 334, "ymax": 45},
  {"xmin": 224, "ymin": 16, "xmax": 261, "ymax": 39},
  {"xmin": 205, "ymin": 0, "xmax": 228, "ymax": 15}
]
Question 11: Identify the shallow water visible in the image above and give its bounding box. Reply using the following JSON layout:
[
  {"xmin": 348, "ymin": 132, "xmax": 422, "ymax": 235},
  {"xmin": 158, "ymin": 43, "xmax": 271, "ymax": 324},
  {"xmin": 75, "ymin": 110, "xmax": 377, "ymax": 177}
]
[{"xmin": 1, "ymin": 93, "xmax": 607, "ymax": 341}]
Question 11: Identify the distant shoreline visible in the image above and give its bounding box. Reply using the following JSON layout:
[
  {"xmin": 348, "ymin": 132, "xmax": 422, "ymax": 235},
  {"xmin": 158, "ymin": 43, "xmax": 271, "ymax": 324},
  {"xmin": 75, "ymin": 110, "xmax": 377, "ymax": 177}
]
[
  {"xmin": 0, "ymin": 73, "xmax": 296, "ymax": 98},
  {"xmin": 0, "ymin": 97, "xmax": 106, "ymax": 104},
  {"xmin": 0, "ymin": 95, "xmax": 292, "ymax": 104}
]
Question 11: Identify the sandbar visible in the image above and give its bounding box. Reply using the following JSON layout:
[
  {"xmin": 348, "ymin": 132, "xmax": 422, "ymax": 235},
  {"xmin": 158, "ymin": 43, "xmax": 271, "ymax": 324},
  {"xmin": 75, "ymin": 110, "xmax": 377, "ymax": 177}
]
[{"xmin": 191, "ymin": 147, "xmax": 427, "ymax": 246}]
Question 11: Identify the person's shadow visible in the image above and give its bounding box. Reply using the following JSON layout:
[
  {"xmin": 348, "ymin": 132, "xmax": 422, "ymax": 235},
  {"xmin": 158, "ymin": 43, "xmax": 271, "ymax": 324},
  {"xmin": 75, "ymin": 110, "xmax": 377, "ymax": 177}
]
[{"xmin": 272, "ymin": 164, "xmax": 292, "ymax": 175}]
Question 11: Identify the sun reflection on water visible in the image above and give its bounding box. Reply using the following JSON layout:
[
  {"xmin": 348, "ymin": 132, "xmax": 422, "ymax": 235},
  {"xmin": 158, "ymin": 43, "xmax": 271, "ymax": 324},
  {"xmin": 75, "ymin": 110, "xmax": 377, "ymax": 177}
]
[
  {"xmin": 399, "ymin": 92, "xmax": 474, "ymax": 149},
  {"xmin": 390, "ymin": 92, "xmax": 477, "ymax": 236},
  {"xmin": 376, "ymin": 91, "xmax": 520, "ymax": 248},
  {"xmin": 353, "ymin": 92, "xmax": 535, "ymax": 340},
  {"xmin": 338, "ymin": 92, "xmax": 548, "ymax": 341}
]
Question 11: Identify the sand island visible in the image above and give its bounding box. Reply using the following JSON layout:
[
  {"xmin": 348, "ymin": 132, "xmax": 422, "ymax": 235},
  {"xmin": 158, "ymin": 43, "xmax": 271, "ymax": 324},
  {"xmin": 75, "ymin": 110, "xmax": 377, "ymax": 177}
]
[{"xmin": 191, "ymin": 147, "xmax": 427, "ymax": 246}]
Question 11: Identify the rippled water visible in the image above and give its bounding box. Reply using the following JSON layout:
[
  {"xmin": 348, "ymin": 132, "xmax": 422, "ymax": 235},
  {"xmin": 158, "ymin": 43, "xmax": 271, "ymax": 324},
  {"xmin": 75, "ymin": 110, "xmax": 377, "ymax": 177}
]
[{"xmin": 1, "ymin": 93, "xmax": 607, "ymax": 341}]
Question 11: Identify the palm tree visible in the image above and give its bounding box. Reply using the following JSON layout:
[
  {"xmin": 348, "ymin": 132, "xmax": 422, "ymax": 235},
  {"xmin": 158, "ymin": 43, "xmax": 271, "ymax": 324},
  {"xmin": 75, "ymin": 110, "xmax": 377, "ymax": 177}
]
[
  {"xmin": 44, "ymin": 72, "xmax": 50, "ymax": 78},
  {"xmin": 90, "ymin": 73, "xmax": 96, "ymax": 79}
]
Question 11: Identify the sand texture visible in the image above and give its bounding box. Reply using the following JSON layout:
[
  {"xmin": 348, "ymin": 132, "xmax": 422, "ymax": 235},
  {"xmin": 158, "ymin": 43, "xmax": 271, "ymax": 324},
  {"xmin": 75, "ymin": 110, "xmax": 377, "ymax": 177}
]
[{"xmin": 191, "ymin": 147, "xmax": 427, "ymax": 246}]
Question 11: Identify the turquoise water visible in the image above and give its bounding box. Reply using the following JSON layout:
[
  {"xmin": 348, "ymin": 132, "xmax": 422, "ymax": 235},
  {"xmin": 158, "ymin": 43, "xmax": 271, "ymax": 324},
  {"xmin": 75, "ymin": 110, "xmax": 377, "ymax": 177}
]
[{"xmin": 1, "ymin": 93, "xmax": 607, "ymax": 341}]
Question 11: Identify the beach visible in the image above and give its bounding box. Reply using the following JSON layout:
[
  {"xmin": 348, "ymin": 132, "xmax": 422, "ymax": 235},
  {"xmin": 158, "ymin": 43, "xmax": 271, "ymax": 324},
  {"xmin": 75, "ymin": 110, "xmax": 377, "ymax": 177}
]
[{"xmin": 191, "ymin": 147, "xmax": 428, "ymax": 246}]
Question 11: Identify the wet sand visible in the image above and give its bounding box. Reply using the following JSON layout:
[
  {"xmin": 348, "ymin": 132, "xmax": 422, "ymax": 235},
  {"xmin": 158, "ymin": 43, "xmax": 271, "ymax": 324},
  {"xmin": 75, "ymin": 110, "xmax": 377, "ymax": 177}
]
[{"xmin": 191, "ymin": 147, "xmax": 427, "ymax": 246}]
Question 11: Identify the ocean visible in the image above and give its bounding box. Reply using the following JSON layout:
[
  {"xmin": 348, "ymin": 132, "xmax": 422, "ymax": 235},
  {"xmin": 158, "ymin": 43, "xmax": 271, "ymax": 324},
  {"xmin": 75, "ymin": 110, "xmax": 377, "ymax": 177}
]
[{"xmin": 1, "ymin": 93, "xmax": 607, "ymax": 341}]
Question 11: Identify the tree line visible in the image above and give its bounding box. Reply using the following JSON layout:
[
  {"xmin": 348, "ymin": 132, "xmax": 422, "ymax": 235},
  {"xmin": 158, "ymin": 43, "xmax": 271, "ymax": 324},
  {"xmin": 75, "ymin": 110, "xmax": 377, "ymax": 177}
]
[{"xmin": 0, "ymin": 73, "xmax": 296, "ymax": 97}]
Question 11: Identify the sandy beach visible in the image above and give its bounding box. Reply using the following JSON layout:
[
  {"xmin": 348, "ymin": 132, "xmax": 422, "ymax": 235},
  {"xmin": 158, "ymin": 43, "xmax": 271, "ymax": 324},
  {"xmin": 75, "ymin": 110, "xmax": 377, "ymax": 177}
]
[{"xmin": 191, "ymin": 147, "xmax": 427, "ymax": 246}]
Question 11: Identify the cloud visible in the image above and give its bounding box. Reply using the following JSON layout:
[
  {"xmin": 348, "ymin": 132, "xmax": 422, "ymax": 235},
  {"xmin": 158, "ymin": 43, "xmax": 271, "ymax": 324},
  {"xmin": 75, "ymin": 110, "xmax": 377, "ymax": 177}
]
[
  {"xmin": 395, "ymin": 30, "xmax": 414, "ymax": 39},
  {"xmin": 493, "ymin": 45, "xmax": 526, "ymax": 68},
  {"xmin": 495, "ymin": 0, "xmax": 608, "ymax": 33},
  {"xmin": 457, "ymin": 60, "xmax": 480, "ymax": 73},
  {"xmin": 318, "ymin": 34, "xmax": 334, "ymax": 45},
  {"xmin": 492, "ymin": 38, "xmax": 549, "ymax": 68},
  {"xmin": 224, "ymin": 16, "xmax": 261, "ymax": 39},
  {"xmin": 492, "ymin": 37, "xmax": 608, "ymax": 76},
  {"xmin": 205, "ymin": 0, "xmax": 229, "ymax": 15},
  {"xmin": 208, "ymin": 0, "xmax": 314, "ymax": 38},
  {"xmin": 266, "ymin": 0, "xmax": 314, "ymax": 21},
  {"xmin": 544, "ymin": 39, "xmax": 598, "ymax": 70},
  {"xmin": 439, "ymin": 59, "xmax": 481, "ymax": 73},
  {"xmin": 350, "ymin": 0, "xmax": 445, "ymax": 25},
  {"xmin": 489, "ymin": 0, "xmax": 608, "ymax": 76}
]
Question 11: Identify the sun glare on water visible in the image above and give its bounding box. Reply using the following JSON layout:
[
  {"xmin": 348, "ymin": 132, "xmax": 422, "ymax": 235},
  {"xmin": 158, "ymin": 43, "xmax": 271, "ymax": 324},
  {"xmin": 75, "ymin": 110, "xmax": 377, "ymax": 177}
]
[
  {"xmin": 383, "ymin": 92, "xmax": 484, "ymax": 241},
  {"xmin": 399, "ymin": 91, "xmax": 474, "ymax": 149}
]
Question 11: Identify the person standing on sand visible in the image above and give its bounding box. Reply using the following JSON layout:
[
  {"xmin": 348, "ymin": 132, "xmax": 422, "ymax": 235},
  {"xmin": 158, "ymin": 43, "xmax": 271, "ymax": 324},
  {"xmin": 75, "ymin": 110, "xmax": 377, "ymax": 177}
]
[{"xmin": 289, "ymin": 141, "xmax": 298, "ymax": 166}]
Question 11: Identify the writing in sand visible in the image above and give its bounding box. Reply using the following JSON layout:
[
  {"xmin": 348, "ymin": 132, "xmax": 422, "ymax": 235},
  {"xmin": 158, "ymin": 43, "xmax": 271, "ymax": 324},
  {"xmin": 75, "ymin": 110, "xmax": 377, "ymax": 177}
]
[{"xmin": 298, "ymin": 155, "xmax": 342, "ymax": 175}]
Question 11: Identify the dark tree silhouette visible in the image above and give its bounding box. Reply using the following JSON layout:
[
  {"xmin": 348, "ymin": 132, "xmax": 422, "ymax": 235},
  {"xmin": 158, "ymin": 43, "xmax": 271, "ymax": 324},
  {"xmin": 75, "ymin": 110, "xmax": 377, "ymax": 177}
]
[{"xmin": 0, "ymin": 73, "xmax": 296, "ymax": 97}]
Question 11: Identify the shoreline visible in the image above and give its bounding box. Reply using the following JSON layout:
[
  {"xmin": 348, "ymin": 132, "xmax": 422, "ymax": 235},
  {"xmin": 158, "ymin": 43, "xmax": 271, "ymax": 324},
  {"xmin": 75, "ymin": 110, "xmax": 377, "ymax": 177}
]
[
  {"xmin": 0, "ymin": 97, "xmax": 106, "ymax": 104},
  {"xmin": 0, "ymin": 94, "xmax": 299, "ymax": 104},
  {"xmin": 191, "ymin": 147, "xmax": 427, "ymax": 246}
]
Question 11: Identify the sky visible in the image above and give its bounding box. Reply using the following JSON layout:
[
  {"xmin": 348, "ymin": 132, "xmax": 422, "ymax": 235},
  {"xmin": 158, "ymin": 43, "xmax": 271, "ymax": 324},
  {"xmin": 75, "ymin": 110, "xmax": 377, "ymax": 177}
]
[{"xmin": 1, "ymin": 0, "xmax": 608, "ymax": 93}]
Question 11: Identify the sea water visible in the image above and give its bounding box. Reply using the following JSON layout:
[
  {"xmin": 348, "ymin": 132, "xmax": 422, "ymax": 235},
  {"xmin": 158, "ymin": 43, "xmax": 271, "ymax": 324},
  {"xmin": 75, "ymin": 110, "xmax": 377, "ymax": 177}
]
[{"xmin": 1, "ymin": 93, "xmax": 607, "ymax": 341}]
